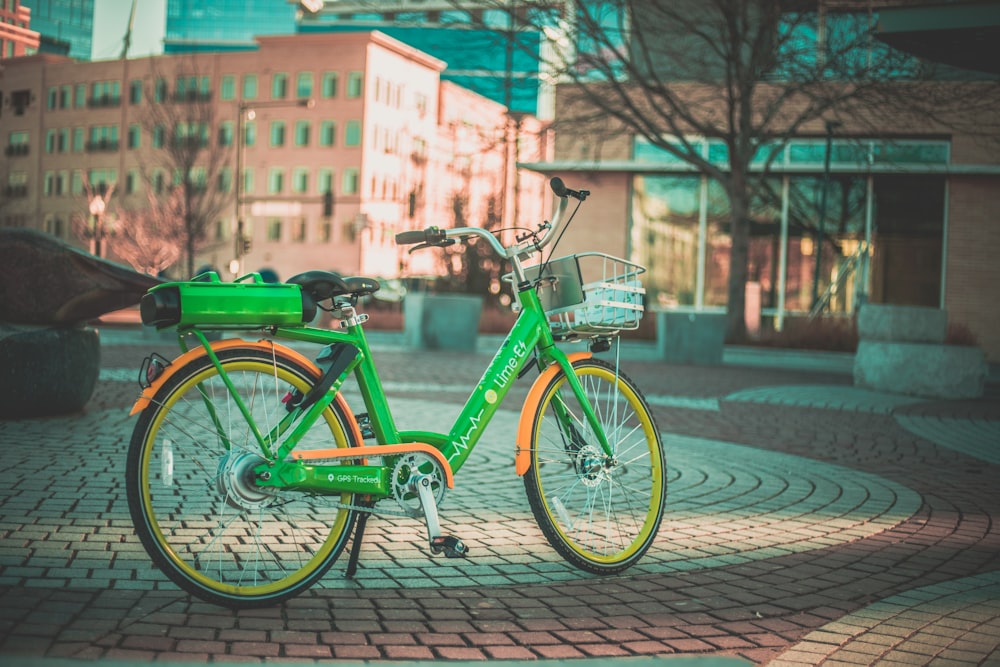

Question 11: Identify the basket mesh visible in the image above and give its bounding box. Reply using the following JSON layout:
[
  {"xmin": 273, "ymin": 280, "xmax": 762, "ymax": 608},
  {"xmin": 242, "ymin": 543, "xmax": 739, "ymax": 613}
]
[{"xmin": 519, "ymin": 253, "xmax": 646, "ymax": 338}]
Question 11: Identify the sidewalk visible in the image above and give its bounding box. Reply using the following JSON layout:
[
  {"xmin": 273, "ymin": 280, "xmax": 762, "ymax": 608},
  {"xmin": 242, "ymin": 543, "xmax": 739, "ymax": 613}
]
[{"xmin": 1, "ymin": 325, "xmax": 998, "ymax": 665}]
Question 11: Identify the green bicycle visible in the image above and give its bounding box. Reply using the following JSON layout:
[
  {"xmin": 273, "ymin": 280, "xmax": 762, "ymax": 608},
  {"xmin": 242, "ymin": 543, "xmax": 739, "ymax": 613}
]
[{"xmin": 125, "ymin": 178, "xmax": 666, "ymax": 608}]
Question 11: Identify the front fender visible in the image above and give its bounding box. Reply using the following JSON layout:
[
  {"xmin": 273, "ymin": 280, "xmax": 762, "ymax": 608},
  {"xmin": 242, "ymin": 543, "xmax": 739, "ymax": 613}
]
[{"xmin": 515, "ymin": 352, "xmax": 591, "ymax": 476}]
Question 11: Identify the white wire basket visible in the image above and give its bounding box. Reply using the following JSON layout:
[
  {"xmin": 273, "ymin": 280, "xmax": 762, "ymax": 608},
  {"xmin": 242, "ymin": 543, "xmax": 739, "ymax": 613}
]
[{"xmin": 512, "ymin": 252, "xmax": 646, "ymax": 338}]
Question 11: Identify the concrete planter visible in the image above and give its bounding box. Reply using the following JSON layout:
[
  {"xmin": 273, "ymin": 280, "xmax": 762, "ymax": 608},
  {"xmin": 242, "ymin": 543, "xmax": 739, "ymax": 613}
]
[
  {"xmin": 854, "ymin": 340, "xmax": 987, "ymax": 399},
  {"xmin": 856, "ymin": 304, "xmax": 947, "ymax": 344},
  {"xmin": 403, "ymin": 293, "xmax": 483, "ymax": 352},
  {"xmin": 0, "ymin": 324, "xmax": 100, "ymax": 418},
  {"xmin": 852, "ymin": 304, "xmax": 987, "ymax": 399},
  {"xmin": 656, "ymin": 308, "xmax": 727, "ymax": 365}
]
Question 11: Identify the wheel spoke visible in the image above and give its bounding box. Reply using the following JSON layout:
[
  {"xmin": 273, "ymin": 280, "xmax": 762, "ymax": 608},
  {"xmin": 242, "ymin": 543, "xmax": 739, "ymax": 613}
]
[
  {"xmin": 127, "ymin": 347, "xmax": 358, "ymax": 608},
  {"xmin": 524, "ymin": 358, "xmax": 665, "ymax": 573}
]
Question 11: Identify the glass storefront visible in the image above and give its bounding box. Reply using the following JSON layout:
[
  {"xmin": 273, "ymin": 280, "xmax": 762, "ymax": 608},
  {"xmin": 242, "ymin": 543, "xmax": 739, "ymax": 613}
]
[{"xmin": 630, "ymin": 137, "xmax": 948, "ymax": 327}]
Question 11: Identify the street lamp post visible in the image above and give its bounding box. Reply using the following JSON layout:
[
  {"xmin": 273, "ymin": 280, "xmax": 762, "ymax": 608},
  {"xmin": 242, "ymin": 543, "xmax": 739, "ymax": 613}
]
[
  {"xmin": 233, "ymin": 97, "xmax": 314, "ymax": 276},
  {"xmin": 89, "ymin": 194, "xmax": 107, "ymax": 258}
]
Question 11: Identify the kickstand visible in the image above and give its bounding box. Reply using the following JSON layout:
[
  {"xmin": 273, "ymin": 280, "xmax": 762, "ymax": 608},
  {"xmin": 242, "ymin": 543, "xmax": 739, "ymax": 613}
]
[{"xmin": 344, "ymin": 505, "xmax": 371, "ymax": 579}]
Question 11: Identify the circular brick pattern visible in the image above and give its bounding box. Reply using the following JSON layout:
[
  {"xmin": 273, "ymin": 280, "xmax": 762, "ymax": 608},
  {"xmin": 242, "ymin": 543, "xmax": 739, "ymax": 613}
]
[{"xmin": 0, "ymin": 395, "xmax": 919, "ymax": 593}]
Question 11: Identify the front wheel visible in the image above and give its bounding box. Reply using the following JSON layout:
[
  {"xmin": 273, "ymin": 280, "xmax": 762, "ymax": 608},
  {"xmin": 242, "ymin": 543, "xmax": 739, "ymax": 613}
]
[
  {"xmin": 523, "ymin": 357, "xmax": 665, "ymax": 574},
  {"xmin": 126, "ymin": 344, "xmax": 360, "ymax": 608}
]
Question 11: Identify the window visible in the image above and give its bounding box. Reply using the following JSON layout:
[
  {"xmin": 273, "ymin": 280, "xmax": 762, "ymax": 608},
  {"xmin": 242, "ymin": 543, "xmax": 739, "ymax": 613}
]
[
  {"xmin": 270, "ymin": 120, "xmax": 286, "ymax": 147},
  {"xmin": 90, "ymin": 80, "xmax": 121, "ymax": 106},
  {"xmin": 242, "ymin": 168, "xmax": 254, "ymax": 195},
  {"xmin": 10, "ymin": 89, "xmax": 31, "ymax": 116},
  {"xmin": 175, "ymin": 75, "xmax": 210, "ymax": 102},
  {"xmin": 127, "ymin": 124, "xmax": 141, "ymax": 149},
  {"xmin": 129, "ymin": 79, "xmax": 142, "ymax": 104},
  {"xmin": 296, "ymin": 72, "xmax": 313, "ymax": 99},
  {"xmin": 268, "ymin": 167, "xmax": 284, "ymax": 194},
  {"xmin": 75, "ymin": 83, "xmax": 87, "ymax": 108},
  {"xmin": 151, "ymin": 170, "xmax": 166, "ymax": 194},
  {"xmin": 72, "ymin": 127, "xmax": 85, "ymax": 152},
  {"xmin": 45, "ymin": 129, "xmax": 56, "ymax": 153},
  {"xmin": 188, "ymin": 166, "xmax": 208, "ymax": 191},
  {"xmin": 319, "ymin": 121, "xmax": 336, "ymax": 147},
  {"xmin": 217, "ymin": 167, "xmax": 232, "ymax": 193},
  {"xmin": 342, "ymin": 168, "xmax": 359, "ymax": 194},
  {"xmin": 267, "ymin": 218, "xmax": 283, "ymax": 241},
  {"xmin": 152, "ymin": 125, "xmax": 165, "ymax": 148},
  {"xmin": 242, "ymin": 74, "xmax": 258, "ymax": 100},
  {"xmin": 345, "ymin": 120, "xmax": 362, "ymax": 147},
  {"xmin": 7, "ymin": 130, "xmax": 29, "ymax": 156},
  {"xmin": 220, "ymin": 75, "xmax": 236, "ymax": 101},
  {"xmin": 87, "ymin": 125, "xmax": 119, "ymax": 151},
  {"xmin": 125, "ymin": 169, "xmax": 140, "ymax": 194},
  {"xmin": 272, "ymin": 72, "xmax": 288, "ymax": 99},
  {"xmin": 154, "ymin": 78, "xmax": 167, "ymax": 103},
  {"xmin": 87, "ymin": 169, "xmax": 117, "ymax": 194},
  {"xmin": 43, "ymin": 171, "xmax": 56, "ymax": 195},
  {"xmin": 218, "ymin": 121, "xmax": 234, "ymax": 147},
  {"xmin": 244, "ymin": 120, "xmax": 256, "ymax": 147},
  {"xmin": 292, "ymin": 167, "xmax": 309, "ymax": 194},
  {"xmin": 6, "ymin": 171, "xmax": 29, "ymax": 198},
  {"xmin": 71, "ymin": 170, "xmax": 84, "ymax": 195},
  {"xmin": 321, "ymin": 71, "xmax": 338, "ymax": 98},
  {"xmin": 47, "ymin": 85, "xmax": 69, "ymax": 110},
  {"xmin": 44, "ymin": 215, "xmax": 65, "ymax": 238},
  {"xmin": 292, "ymin": 218, "xmax": 307, "ymax": 242},
  {"xmin": 175, "ymin": 122, "xmax": 208, "ymax": 147},
  {"xmin": 317, "ymin": 168, "xmax": 333, "ymax": 194},
  {"xmin": 346, "ymin": 71, "xmax": 363, "ymax": 98},
  {"xmin": 294, "ymin": 120, "xmax": 310, "ymax": 147}
]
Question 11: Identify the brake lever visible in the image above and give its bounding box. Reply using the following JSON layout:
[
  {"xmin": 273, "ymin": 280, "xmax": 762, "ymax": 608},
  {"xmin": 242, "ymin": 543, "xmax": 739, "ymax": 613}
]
[{"xmin": 407, "ymin": 239, "xmax": 457, "ymax": 254}]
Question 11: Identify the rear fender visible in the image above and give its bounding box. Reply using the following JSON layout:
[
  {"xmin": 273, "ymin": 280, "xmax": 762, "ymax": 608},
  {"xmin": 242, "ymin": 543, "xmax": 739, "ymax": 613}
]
[{"xmin": 128, "ymin": 339, "xmax": 362, "ymax": 445}]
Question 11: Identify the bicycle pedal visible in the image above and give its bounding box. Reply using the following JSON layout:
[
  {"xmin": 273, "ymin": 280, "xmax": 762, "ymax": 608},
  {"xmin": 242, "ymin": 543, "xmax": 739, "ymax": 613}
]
[{"xmin": 430, "ymin": 535, "xmax": 469, "ymax": 559}]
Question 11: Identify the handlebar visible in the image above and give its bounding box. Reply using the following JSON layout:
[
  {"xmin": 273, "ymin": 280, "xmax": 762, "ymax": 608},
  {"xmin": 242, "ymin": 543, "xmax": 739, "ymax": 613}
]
[{"xmin": 394, "ymin": 177, "xmax": 586, "ymax": 261}]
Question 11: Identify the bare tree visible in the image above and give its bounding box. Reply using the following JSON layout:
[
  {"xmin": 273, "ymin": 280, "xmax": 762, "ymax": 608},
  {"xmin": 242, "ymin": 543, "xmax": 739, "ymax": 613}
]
[
  {"xmin": 108, "ymin": 187, "xmax": 186, "ymax": 276},
  {"xmin": 135, "ymin": 56, "xmax": 233, "ymax": 278},
  {"xmin": 457, "ymin": 0, "xmax": 1000, "ymax": 340}
]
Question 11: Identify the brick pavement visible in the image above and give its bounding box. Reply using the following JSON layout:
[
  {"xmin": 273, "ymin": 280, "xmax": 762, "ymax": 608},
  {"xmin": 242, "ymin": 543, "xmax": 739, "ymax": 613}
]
[{"xmin": 0, "ymin": 327, "xmax": 998, "ymax": 665}]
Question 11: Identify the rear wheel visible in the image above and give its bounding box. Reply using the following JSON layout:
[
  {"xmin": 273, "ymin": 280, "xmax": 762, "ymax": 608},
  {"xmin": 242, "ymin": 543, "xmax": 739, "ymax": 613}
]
[
  {"xmin": 523, "ymin": 357, "xmax": 665, "ymax": 573},
  {"xmin": 126, "ymin": 344, "xmax": 359, "ymax": 608}
]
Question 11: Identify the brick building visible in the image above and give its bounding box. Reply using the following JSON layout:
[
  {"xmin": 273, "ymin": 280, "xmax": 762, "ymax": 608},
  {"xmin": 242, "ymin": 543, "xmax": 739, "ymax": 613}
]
[
  {"xmin": 0, "ymin": 30, "xmax": 547, "ymax": 282},
  {"xmin": 0, "ymin": 0, "xmax": 40, "ymax": 59}
]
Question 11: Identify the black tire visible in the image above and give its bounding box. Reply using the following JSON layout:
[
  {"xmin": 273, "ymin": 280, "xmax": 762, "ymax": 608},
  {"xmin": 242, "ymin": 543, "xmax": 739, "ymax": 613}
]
[
  {"xmin": 126, "ymin": 345, "xmax": 359, "ymax": 608},
  {"xmin": 523, "ymin": 357, "xmax": 666, "ymax": 573}
]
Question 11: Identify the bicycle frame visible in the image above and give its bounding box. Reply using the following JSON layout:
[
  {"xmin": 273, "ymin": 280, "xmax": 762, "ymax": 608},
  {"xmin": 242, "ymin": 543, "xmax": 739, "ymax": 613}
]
[{"xmin": 137, "ymin": 280, "xmax": 611, "ymax": 501}]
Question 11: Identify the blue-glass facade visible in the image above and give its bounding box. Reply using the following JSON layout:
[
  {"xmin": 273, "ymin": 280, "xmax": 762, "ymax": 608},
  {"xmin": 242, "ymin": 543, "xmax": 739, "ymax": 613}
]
[
  {"xmin": 164, "ymin": 0, "xmax": 296, "ymax": 53},
  {"xmin": 298, "ymin": 23, "xmax": 543, "ymax": 114},
  {"xmin": 21, "ymin": 0, "xmax": 94, "ymax": 60}
]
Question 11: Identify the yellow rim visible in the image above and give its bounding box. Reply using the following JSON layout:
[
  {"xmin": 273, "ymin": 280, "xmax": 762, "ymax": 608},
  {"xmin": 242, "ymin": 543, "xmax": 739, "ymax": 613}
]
[
  {"xmin": 533, "ymin": 363, "xmax": 663, "ymax": 564},
  {"xmin": 139, "ymin": 355, "xmax": 352, "ymax": 596}
]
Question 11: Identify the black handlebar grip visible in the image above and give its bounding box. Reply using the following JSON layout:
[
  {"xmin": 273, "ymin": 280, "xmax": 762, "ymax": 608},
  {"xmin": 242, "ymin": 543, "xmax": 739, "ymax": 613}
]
[{"xmin": 396, "ymin": 229, "xmax": 429, "ymax": 245}]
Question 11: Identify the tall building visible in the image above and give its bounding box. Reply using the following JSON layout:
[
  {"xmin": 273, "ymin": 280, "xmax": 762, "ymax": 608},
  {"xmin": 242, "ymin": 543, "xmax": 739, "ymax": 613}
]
[
  {"xmin": 295, "ymin": 0, "xmax": 552, "ymax": 115},
  {"xmin": 0, "ymin": 30, "xmax": 547, "ymax": 282},
  {"xmin": 0, "ymin": 0, "xmax": 41, "ymax": 59},
  {"xmin": 20, "ymin": 0, "xmax": 93, "ymax": 59},
  {"xmin": 164, "ymin": 0, "xmax": 296, "ymax": 53}
]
